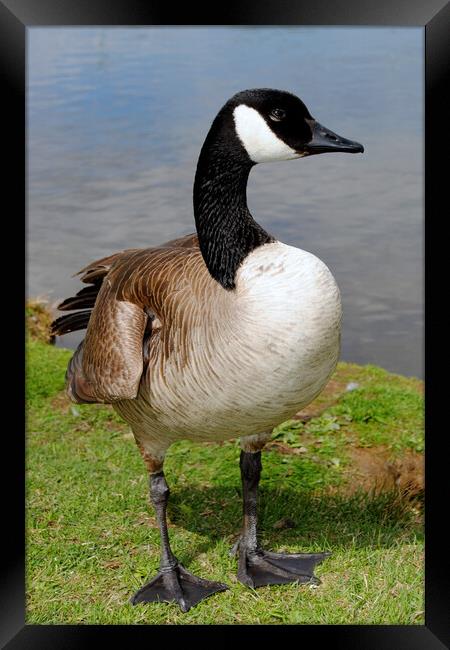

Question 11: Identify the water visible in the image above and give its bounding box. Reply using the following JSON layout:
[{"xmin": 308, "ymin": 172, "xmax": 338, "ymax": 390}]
[{"xmin": 27, "ymin": 27, "xmax": 424, "ymax": 378}]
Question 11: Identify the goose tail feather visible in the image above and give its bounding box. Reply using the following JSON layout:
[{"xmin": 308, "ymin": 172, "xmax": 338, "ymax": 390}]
[{"xmin": 50, "ymin": 252, "xmax": 126, "ymax": 337}]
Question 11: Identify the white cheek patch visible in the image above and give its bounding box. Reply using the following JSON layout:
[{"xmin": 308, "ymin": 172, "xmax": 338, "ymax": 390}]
[{"xmin": 233, "ymin": 104, "xmax": 300, "ymax": 163}]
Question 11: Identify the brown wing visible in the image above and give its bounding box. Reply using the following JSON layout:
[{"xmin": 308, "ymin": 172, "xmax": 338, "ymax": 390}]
[
  {"xmin": 160, "ymin": 233, "xmax": 199, "ymax": 249},
  {"xmin": 51, "ymin": 233, "xmax": 203, "ymax": 404}
]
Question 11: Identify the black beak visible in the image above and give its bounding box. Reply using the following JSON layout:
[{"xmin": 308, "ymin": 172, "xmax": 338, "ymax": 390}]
[{"xmin": 303, "ymin": 119, "xmax": 364, "ymax": 155}]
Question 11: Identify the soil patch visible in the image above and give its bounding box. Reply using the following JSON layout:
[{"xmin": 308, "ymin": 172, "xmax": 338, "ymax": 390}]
[
  {"xmin": 340, "ymin": 445, "xmax": 424, "ymax": 498},
  {"xmin": 26, "ymin": 300, "xmax": 56, "ymax": 344}
]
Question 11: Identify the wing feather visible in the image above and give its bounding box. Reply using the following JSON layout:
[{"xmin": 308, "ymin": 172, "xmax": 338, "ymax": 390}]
[{"xmin": 51, "ymin": 233, "xmax": 204, "ymax": 404}]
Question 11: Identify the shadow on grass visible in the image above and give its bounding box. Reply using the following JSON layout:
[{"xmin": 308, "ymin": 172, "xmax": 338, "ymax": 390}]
[{"xmin": 166, "ymin": 485, "xmax": 423, "ymax": 565}]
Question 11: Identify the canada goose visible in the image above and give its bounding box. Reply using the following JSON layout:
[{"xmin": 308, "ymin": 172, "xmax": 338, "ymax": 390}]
[{"xmin": 51, "ymin": 88, "xmax": 363, "ymax": 612}]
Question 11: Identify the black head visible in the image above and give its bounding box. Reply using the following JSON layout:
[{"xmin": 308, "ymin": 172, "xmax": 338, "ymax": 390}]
[{"xmin": 222, "ymin": 88, "xmax": 364, "ymax": 162}]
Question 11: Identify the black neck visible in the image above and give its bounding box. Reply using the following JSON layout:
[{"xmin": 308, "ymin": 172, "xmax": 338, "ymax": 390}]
[{"xmin": 193, "ymin": 118, "xmax": 274, "ymax": 290}]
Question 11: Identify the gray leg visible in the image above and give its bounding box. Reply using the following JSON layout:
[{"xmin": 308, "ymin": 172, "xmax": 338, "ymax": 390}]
[
  {"xmin": 151, "ymin": 472, "xmax": 177, "ymax": 570},
  {"xmin": 131, "ymin": 470, "xmax": 228, "ymax": 612},
  {"xmin": 239, "ymin": 450, "xmax": 261, "ymax": 554},
  {"xmin": 236, "ymin": 450, "xmax": 331, "ymax": 588}
]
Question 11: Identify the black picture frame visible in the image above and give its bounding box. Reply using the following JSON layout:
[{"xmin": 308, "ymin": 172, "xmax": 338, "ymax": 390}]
[{"xmin": 3, "ymin": 0, "xmax": 448, "ymax": 646}]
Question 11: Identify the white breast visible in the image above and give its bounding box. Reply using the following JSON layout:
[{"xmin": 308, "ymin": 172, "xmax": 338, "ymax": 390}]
[{"xmin": 233, "ymin": 241, "xmax": 342, "ymax": 417}]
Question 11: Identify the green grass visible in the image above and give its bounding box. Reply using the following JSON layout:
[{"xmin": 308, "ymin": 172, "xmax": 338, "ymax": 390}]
[{"xmin": 26, "ymin": 337, "xmax": 424, "ymax": 625}]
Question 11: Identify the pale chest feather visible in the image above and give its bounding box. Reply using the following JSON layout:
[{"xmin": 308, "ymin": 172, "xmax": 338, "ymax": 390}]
[
  {"xmin": 237, "ymin": 242, "xmax": 341, "ymax": 348},
  {"xmin": 118, "ymin": 242, "xmax": 341, "ymax": 442},
  {"xmin": 232, "ymin": 242, "xmax": 342, "ymax": 407}
]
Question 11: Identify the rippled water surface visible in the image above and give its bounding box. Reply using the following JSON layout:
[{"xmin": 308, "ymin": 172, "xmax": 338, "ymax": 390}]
[{"xmin": 27, "ymin": 27, "xmax": 424, "ymax": 378}]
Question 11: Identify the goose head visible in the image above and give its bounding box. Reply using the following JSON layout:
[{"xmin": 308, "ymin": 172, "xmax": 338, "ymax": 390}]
[
  {"xmin": 194, "ymin": 88, "xmax": 364, "ymax": 289},
  {"xmin": 225, "ymin": 88, "xmax": 364, "ymax": 163}
]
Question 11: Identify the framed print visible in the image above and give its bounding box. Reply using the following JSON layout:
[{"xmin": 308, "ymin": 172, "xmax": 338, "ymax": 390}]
[{"xmin": 2, "ymin": 0, "xmax": 448, "ymax": 646}]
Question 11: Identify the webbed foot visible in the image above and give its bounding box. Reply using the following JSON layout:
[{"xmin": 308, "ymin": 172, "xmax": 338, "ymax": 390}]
[
  {"xmin": 237, "ymin": 546, "xmax": 331, "ymax": 588},
  {"xmin": 131, "ymin": 562, "xmax": 229, "ymax": 612}
]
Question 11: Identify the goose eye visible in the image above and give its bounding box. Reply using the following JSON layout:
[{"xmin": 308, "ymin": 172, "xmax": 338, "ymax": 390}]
[{"xmin": 269, "ymin": 108, "xmax": 286, "ymax": 122}]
